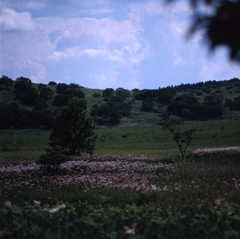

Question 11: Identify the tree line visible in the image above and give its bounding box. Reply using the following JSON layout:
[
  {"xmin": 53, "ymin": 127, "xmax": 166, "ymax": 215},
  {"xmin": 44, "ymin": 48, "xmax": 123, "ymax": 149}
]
[
  {"xmin": 0, "ymin": 76, "xmax": 85, "ymax": 129},
  {"xmin": 1, "ymin": 75, "xmax": 240, "ymax": 129}
]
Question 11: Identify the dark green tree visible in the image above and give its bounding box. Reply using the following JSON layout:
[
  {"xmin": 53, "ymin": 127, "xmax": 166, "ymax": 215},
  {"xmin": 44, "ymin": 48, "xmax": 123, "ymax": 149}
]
[
  {"xmin": 52, "ymin": 94, "xmax": 66, "ymax": 106},
  {"xmin": 102, "ymin": 88, "xmax": 114, "ymax": 100},
  {"xmin": 38, "ymin": 83, "xmax": 47, "ymax": 91},
  {"xmin": 39, "ymin": 87, "xmax": 54, "ymax": 100},
  {"xmin": 14, "ymin": 77, "xmax": 33, "ymax": 101},
  {"xmin": 48, "ymin": 81, "xmax": 57, "ymax": 85},
  {"xmin": 16, "ymin": 76, "xmax": 31, "ymax": 83},
  {"xmin": 37, "ymin": 146, "xmax": 71, "ymax": 175},
  {"xmin": 28, "ymin": 107, "xmax": 53, "ymax": 129},
  {"xmin": 0, "ymin": 103, "xmax": 30, "ymax": 129},
  {"xmin": 201, "ymin": 93, "xmax": 224, "ymax": 119},
  {"xmin": 119, "ymin": 102, "xmax": 132, "ymax": 117},
  {"xmin": 92, "ymin": 93, "xmax": 101, "ymax": 97},
  {"xmin": 141, "ymin": 97, "xmax": 154, "ymax": 111},
  {"xmin": 0, "ymin": 104, "xmax": 14, "ymax": 129},
  {"xmin": 69, "ymin": 83, "xmax": 81, "ymax": 89},
  {"xmin": 225, "ymin": 96, "xmax": 240, "ymax": 110},
  {"xmin": 56, "ymin": 83, "xmax": 68, "ymax": 94},
  {"xmin": 14, "ymin": 79, "xmax": 32, "ymax": 92},
  {"xmin": 0, "ymin": 75, "xmax": 13, "ymax": 90},
  {"xmin": 90, "ymin": 102, "xmax": 122, "ymax": 124},
  {"xmin": 21, "ymin": 88, "xmax": 39, "ymax": 106},
  {"xmin": 167, "ymin": 93, "xmax": 200, "ymax": 120},
  {"xmin": 49, "ymin": 97, "xmax": 97, "ymax": 156},
  {"xmin": 157, "ymin": 87, "xmax": 176, "ymax": 105},
  {"xmin": 116, "ymin": 88, "xmax": 131, "ymax": 99},
  {"xmin": 108, "ymin": 104, "xmax": 121, "ymax": 124}
]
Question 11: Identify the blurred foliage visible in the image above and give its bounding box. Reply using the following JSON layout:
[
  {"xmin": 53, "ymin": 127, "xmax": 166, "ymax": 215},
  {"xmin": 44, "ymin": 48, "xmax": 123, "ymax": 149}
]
[
  {"xmin": 1, "ymin": 202, "xmax": 240, "ymax": 238},
  {"xmin": 167, "ymin": 0, "xmax": 240, "ymax": 62}
]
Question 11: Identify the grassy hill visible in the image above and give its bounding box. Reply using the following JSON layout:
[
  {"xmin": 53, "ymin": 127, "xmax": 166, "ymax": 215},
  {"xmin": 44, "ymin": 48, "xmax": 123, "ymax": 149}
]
[{"xmin": 1, "ymin": 77, "xmax": 240, "ymax": 128}]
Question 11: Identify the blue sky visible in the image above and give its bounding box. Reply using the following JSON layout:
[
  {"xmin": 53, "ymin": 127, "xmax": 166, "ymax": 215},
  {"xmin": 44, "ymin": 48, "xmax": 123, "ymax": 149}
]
[{"xmin": 0, "ymin": 0, "xmax": 239, "ymax": 90}]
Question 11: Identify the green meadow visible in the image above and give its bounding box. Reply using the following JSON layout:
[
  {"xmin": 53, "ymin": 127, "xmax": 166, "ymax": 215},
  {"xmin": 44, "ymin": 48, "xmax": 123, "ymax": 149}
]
[{"xmin": 1, "ymin": 121, "xmax": 240, "ymax": 159}]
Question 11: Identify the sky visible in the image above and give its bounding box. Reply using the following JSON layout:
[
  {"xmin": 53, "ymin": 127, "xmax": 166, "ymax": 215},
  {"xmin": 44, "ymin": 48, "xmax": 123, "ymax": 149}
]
[{"xmin": 0, "ymin": 0, "xmax": 240, "ymax": 90}]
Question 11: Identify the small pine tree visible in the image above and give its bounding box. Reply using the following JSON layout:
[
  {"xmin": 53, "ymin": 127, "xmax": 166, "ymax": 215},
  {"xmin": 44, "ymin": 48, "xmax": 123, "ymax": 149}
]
[{"xmin": 49, "ymin": 97, "xmax": 97, "ymax": 156}]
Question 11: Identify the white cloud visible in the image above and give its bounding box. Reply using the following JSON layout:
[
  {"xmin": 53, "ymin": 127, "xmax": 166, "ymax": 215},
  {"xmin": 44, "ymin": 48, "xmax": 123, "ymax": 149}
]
[
  {"xmin": 0, "ymin": 8, "xmax": 35, "ymax": 31},
  {"xmin": 89, "ymin": 70, "xmax": 119, "ymax": 89},
  {"xmin": 1, "ymin": 6, "xmax": 148, "ymax": 83},
  {"xmin": 170, "ymin": 21, "xmax": 186, "ymax": 40},
  {"xmin": 28, "ymin": 60, "xmax": 46, "ymax": 83},
  {"xmin": 80, "ymin": 49, "xmax": 123, "ymax": 62},
  {"xmin": 199, "ymin": 60, "xmax": 239, "ymax": 82},
  {"xmin": 1, "ymin": 29, "xmax": 55, "ymax": 81},
  {"xmin": 173, "ymin": 51, "xmax": 186, "ymax": 66},
  {"xmin": 36, "ymin": 14, "xmax": 148, "ymax": 66},
  {"xmin": 47, "ymin": 47, "xmax": 124, "ymax": 62},
  {"xmin": 63, "ymin": 30, "xmax": 71, "ymax": 38},
  {"xmin": 125, "ymin": 77, "xmax": 140, "ymax": 89},
  {"xmin": 35, "ymin": 16, "xmax": 142, "ymax": 49}
]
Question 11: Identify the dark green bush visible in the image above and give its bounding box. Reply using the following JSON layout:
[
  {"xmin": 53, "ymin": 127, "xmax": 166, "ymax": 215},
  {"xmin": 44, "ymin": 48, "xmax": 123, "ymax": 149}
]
[{"xmin": 36, "ymin": 146, "xmax": 71, "ymax": 175}]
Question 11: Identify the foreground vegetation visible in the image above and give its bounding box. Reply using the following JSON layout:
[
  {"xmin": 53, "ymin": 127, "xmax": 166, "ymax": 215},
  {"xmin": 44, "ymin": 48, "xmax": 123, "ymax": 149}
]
[{"xmin": 1, "ymin": 149, "xmax": 240, "ymax": 238}]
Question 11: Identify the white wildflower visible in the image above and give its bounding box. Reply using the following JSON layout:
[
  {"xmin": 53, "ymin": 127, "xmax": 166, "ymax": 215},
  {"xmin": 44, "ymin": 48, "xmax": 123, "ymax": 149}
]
[
  {"xmin": 123, "ymin": 223, "xmax": 137, "ymax": 235},
  {"xmin": 34, "ymin": 200, "xmax": 41, "ymax": 206},
  {"xmin": 215, "ymin": 198, "xmax": 221, "ymax": 205},
  {"xmin": 45, "ymin": 204, "xmax": 66, "ymax": 213},
  {"xmin": 4, "ymin": 201, "xmax": 11, "ymax": 207}
]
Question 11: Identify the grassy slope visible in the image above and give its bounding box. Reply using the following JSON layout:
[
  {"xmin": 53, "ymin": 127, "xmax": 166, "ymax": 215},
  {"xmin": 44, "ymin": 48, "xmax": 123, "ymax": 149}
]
[{"xmin": 1, "ymin": 80, "xmax": 240, "ymax": 125}]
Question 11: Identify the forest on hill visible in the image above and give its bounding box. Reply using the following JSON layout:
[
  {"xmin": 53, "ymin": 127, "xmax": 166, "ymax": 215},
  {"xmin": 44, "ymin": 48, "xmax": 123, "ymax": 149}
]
[{"xmin": 1, "ymin": 75, "xmax": 240, "ymax": 130}]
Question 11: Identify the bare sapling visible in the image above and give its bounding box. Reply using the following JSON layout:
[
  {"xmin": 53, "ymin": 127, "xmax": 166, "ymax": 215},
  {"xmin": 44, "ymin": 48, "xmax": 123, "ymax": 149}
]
[{"xmin": 161, "ymin": 114, "xmax": 196, "ymax": 161}]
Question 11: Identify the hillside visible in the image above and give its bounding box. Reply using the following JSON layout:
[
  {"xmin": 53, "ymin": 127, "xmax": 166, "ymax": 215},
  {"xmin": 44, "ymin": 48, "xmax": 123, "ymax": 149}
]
[{"xmin": 1, "ymin": 76, "xmax": 240, "ymax": 129}]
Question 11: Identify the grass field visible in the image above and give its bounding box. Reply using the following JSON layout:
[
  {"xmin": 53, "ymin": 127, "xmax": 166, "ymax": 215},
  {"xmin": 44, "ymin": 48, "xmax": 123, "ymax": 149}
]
[{"xmin": 0, "ymin": 121, "xmax": 240, "ymax": 159}]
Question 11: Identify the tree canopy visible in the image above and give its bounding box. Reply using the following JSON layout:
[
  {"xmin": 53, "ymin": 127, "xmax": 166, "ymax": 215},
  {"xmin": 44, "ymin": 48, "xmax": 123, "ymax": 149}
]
[
  {"xmin": 0, "ymin": 75, "xmax": 13, "ymax": 90},
  {"xmin": 49, "ymin": 97, "xmax": 97, "ymax": 156}
]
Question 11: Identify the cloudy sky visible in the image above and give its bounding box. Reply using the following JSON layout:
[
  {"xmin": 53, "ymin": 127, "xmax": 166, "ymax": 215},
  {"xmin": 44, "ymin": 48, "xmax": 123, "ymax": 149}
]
[{"xmin": 0, "ymin": 0, "xmax": 239, "ymax": 90}]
